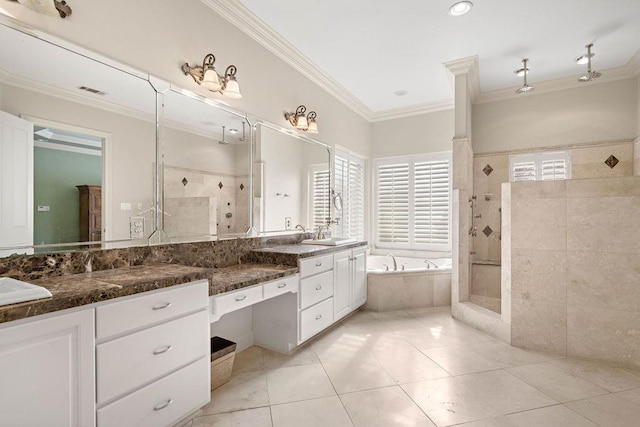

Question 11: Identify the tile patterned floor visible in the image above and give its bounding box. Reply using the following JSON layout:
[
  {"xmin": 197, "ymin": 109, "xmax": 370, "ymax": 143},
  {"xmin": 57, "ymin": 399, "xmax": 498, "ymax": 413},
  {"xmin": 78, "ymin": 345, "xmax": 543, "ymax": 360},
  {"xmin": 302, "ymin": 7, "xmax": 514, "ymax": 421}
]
[{"xmin": 179, "ymin": 307, "xmax": 640, "ymax": 427}]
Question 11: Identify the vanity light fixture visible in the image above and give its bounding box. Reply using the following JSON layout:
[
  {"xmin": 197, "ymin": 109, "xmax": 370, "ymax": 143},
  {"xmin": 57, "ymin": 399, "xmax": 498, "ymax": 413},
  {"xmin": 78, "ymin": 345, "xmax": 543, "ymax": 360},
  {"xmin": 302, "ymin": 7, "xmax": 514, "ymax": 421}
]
[
  {"xmin": 576, "ymin": 44, "xmax": 601, "ymax": 82},
  {"xmin": 448, "ymin": 1, "xmax": 473, "ymax": 16},
  {"xmin": 285, "ymin": 105, "xmax": 319, "ymax": 134},
  {"xmin": 515, "ymin": 58, "xmax": 534, "ymax": 94},
  {"xmin": 181, "ymin": 54, "xmax": 242, "ymax": 99}
]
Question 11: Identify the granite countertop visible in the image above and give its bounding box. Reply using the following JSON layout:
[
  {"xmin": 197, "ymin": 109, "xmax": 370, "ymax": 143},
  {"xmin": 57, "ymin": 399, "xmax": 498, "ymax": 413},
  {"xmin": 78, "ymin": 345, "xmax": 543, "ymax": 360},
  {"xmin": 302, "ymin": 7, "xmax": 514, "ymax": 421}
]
[
  {"xmin": 251, "ymin": 241, "xmax": 368, "ymax": 264},
  {"xmin": 0, "ymin": 262, "xmax": 298, "ymax": 324}
]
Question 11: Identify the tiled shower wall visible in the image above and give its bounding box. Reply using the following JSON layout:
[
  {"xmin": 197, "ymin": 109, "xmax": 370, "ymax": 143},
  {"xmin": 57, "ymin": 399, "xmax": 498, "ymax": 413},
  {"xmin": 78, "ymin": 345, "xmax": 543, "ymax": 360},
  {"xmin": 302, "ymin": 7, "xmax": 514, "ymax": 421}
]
[
  {"xmin": 473, "ymin": 140, "xmax": 635, "ymax": 262},
  {"xmin": 505, "ymin": 176, "xmax": 640, "ymax": 369}
]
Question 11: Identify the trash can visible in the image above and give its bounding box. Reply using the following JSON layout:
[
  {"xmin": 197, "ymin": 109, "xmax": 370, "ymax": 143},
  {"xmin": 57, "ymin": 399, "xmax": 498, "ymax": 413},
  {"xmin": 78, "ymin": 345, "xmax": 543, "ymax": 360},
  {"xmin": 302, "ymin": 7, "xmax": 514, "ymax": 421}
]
[{"xmin": 210, "ymin": 336, "xmax": 237, "ymax": 390}]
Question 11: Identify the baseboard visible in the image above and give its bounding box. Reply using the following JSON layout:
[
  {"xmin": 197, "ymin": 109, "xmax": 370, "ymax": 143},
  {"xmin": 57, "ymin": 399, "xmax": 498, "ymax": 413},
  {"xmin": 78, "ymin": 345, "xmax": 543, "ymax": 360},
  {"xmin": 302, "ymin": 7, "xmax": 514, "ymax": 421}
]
[{"xmin": 235, "ymin": 331, "xmax": 255, "ymax": 352}]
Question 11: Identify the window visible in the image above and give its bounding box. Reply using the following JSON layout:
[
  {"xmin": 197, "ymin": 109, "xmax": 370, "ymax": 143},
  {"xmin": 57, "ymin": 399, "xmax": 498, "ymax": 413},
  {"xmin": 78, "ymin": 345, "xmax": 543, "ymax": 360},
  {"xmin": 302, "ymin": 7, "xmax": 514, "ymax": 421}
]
[
  {"xmin": 375, "ymin": 152, "xmax": 451, "ymax": 250},
  {"xmin": 309, "ymin": 165, "xmax": 330, "ymax": 230},
  {"xmin": 334, "ymin": 149, "xmax": 365, "ymax": 240},
  {"xmin": 509, "ymin": 151, "xmax": 571, "ymax": 182}
]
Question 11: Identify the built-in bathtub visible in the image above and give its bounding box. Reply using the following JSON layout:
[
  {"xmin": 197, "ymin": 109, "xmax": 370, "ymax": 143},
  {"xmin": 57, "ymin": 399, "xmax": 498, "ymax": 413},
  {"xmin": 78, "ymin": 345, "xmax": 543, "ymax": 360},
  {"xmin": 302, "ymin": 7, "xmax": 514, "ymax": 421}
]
[{"xmin": 364, "ymin": 255, "xmax": 452, "ymax": 312}]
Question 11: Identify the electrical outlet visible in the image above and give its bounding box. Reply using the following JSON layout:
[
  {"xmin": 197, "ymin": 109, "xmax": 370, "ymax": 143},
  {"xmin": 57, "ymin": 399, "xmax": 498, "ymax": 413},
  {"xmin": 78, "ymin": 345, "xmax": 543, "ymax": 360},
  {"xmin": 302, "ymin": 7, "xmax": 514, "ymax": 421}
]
[
  {"xmin": 285, "ymin": 217, "xmax": 292, "ymax": 230},
  {"xmin": 129, "ymin": 216, "xmax": 145, "ymax": 239}
]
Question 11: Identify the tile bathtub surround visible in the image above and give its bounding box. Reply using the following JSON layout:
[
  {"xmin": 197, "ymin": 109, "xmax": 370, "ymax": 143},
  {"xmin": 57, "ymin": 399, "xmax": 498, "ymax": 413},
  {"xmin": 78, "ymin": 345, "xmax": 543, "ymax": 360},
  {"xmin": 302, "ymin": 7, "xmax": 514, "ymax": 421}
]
[
  {"xmin": 506, "ymin": 176, "xmax": 640, "ymax": 368},
  {"xmin": 181, "ymin": 308, "xmax": 640, "ymax": 427},
  {"xmin": 364, "ymin": 271, "xmax": 452, "ymax": 312}
]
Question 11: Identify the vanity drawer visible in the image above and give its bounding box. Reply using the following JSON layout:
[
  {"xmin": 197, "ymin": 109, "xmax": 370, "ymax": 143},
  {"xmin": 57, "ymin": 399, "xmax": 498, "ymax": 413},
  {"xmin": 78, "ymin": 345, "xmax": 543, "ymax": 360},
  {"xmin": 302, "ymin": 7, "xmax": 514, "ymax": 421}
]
[
  {"xmin": 97, "ymin": 310, "xmax": 209, "ymax": 405},
  {"xmin": 299, "ymin": 254, "xmax": 333, "ymax": 278},
  {"xmin": 96, "ymin": 280, "xmax": 208, "ymax": 340},
  {"xmin": 299, "ymin": 270, "xmax": 333, "ymax": 310},
  {"xmin": 299, "ymin": 297, "xmax": 334, "ymax": 342},
  {"xmin": 97, "ymin": 356, "xmax": 210, "ymax": 427},
  {"xmin": 211, "ymin": 284, "xmax": 263, "ymax": 320},
  {"xmin": 263, "ymin": 275, "xmax": 299, "ymax": 300}
]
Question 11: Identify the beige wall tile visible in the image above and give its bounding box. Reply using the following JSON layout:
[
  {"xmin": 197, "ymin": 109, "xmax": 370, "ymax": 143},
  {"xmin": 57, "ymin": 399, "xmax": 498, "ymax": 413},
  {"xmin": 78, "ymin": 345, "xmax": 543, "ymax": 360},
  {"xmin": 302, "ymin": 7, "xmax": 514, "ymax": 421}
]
[
  {"xmin": 571, "ymin": 143, "xmax": 633, "ymax": 179},
  {"xmin": 511, "ymin": 298, "xmax": 567, "ymax": 356},
  {"xmin": 567, "ymin": 176, "xmax": 640, "ymax": 198},
  {"xmin": 434, "ymin": 274, "xmax": 452, "ymax": 306},
  {"xmin": 634, "ymin": 139, "xmax": 640, "ymax": 176},
  {"xmin": 567, "ymin": 305, "xmax": 640, "ymax": 369},
  {"xmin": 512, "ymin": 249, "xmax": 566, "ymax": 303},
  {"xmin": 471, "ymin": 264, "xmax": 501, "ymax": 298},
  {"xmin": 567, "ymin": 196, "xmax": 640, "ymax": 253},
  {"xmin": 512, "ymin": 198, "xmax": 566, "ymax": 250},
  {"xmin": 567, "ymin": 251, "xmax": 640, "ymax": 311},
  {"xmin": 511, "ymin": 180, "xmax": 567, "ymax": 200}
]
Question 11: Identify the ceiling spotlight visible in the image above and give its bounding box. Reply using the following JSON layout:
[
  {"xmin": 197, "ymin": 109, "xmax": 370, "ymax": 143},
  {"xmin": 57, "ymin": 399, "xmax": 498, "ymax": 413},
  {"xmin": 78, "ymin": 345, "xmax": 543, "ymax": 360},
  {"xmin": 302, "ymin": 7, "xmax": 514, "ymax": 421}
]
[
  {"xmin": 285, "ymin": 105, "xmax": 319, "ymax": 134},
  {"xmin": 515, "ymin": 58, "xmax": 534, "ymax": 94},
  {"xmin": 448, "ymin": 1, "xmax": 473, "ymax": 16},
  {"xmin": 394, "ymin": 90, "xmax": 408, "ymax": 97},
  {"xmin": 182, "ymin": 53, "xmax": 242, "ymax": 99},
  {"xmin": 576, "ymin": 44, "xmax": 601, "ymax": 83}
]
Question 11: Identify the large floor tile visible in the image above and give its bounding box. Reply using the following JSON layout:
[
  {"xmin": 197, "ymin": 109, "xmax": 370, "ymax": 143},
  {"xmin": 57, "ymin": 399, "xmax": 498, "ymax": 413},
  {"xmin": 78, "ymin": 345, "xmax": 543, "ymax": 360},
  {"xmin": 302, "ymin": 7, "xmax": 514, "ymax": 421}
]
[
  {"xmin": 618, "ymin": 387, "xmax": 640, "ymax": 405},
  {"xmin": 505, "ymin": 404, "xmax": 597, "ymax": 427},
  {"xmin": 372, "ymin": 343, "xmax": 450, "ymax": 384},
  {"xmin": 466, "ymin": 340, "xmax": 562, "ymax": 368},
  {"xmin": 232, "ymin": 346, "xmax": 265, "ymax": 374},
  {"xmin": 322, "ymin": 351, "xmax": 396, "ymax": 394},
  {"xmin": 266, "ymin": 364, "xmax": 335, "ymax": 405},
  {"xmin": 548, "ymin": 358, "xmax": 640, "ymax": 392},
  {"xmin": 401, "ymin": 376, "xmax": 498, "ymax": 426},
  {"xmin": 262, "ymin": 345, "xmax": 320, "ymax": 371},
  {"xmin": 458, "ymin": 370, "xmax": 558, "ymax": 414},
  {"xmin": 565, "ymin": 392, "xmax": 640, "ymax": 426},
  {"xmin": 204, "ymin": 371, "xmax": 270, "ymax": 414},
  {"xmin": 507, "ymin": 363, "xmax": 608, "ymax": 403},
  {"xmin": 457, "ymin": 417, "xmax": 515, "ymax": 427},
  {"xmin": 420, "ymin": 344, "xmax": 505, "ymax": 375},
  {"xmin": 340, "ymin": 386, "xmax": 435, "ymax": 427},
  {"xmin": 271, "ymin": 396, "xmax": 353, "ymax": 427},
  {"xmin": 191, "ymin": 407, "xmax": 272, "ymax": 427}
]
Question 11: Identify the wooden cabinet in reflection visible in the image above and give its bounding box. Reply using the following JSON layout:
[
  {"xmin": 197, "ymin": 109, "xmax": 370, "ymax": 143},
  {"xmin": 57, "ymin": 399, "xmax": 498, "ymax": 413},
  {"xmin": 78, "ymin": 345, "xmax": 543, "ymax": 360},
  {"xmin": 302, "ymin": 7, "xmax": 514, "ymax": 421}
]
[{"xmin": 77, "ymin": 185, "xmax": 102, "ymax": 242}]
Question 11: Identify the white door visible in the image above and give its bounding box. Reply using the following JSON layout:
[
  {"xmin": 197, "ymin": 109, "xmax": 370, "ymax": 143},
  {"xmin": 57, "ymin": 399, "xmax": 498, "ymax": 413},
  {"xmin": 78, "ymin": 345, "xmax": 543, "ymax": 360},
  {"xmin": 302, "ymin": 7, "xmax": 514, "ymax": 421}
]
[
  {"xmin": 0, "ymin": 110, "xmax": 33, "ymax": 256},
  {"xmin": 352, "ymin": 248, "xmax": 367, "ymax": 308},
  {"xmin": 0, "ymin": 308, "xmax": 96, "ymax": 427},
  {"xmin": 333, "ymin": 250, "xmax": 352, "ymax": 320}
]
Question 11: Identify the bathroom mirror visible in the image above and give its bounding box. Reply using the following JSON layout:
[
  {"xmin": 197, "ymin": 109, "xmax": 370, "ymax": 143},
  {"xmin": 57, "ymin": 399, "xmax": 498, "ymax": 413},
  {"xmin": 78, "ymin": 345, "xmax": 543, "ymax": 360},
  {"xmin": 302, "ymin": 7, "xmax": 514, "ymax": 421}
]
[
  {"xmin": 160, "ymin": 88, "xmax": 252, "ymax": 241},
  {"xmin": 254, "ymin": 122, "xmax": 331, "ymax": 233},
  {"xmin": 0, "ymin": 20, "xmax": 157, "ymax": 257}
]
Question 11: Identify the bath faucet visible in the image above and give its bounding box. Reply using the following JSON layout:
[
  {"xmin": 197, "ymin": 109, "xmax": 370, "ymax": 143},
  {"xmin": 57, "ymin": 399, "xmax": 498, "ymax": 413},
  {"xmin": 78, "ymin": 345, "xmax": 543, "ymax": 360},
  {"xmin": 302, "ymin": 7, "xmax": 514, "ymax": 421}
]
[
  {"xmin": 385, "ymin": 254, "xmax": 398, "ymax": 271},
  {"xmin": 315, "ymin": 224, "xmax": 327, "ymax": 240},
  {"xmin": 424, "ymin": 259, "xmax": 438, "ymax": 269},
  {"xmin": 295, "ymin": 224, "xmax": 306, "ymax": 232}
]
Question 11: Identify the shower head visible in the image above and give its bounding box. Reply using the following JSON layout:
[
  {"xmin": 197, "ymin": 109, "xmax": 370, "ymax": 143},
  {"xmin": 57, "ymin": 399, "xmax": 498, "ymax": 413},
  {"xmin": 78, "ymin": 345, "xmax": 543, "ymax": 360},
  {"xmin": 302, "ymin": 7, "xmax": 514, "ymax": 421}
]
[
  {"xmin": 238, "ymin": 121, "xmax": 249, "ymax": 143},
  {"xmin": 218, "ymin": 125, "xmax": 228, "ymax": 145}
]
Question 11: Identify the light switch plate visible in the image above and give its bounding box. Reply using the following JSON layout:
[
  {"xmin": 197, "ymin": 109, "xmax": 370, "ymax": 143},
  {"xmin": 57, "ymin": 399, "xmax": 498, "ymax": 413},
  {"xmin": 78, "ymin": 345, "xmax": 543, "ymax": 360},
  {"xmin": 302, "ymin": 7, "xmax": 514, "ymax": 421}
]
[
  {"xmin": 285, "ymin": 217, "xmax": 292, "ymax": 230},
  {"xmin": 129, "ymin": 216, "xmax": 145, "ymax": 239}
]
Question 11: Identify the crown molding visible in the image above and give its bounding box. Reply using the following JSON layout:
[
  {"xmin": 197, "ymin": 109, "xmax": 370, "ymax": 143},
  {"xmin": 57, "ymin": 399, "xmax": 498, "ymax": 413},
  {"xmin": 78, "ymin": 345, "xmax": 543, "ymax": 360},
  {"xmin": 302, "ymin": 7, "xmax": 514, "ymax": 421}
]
[
  {"xmin": 443, "ymin": 56, "xmax": 480, "ymax": 103},
  {"xmin": 370, "ymin": 99, "xmax": 454, "ymax": 122},
  {"xmin": 1, "ymin": 69, "xmax": 155, "ymax": 124},
  {"xmin": 201, "ymin": 0, "xmax": 374, "ymax": 121},
  {"xmin": 627, "ymin": 48, "xmax": 640, "ymax": 77}
]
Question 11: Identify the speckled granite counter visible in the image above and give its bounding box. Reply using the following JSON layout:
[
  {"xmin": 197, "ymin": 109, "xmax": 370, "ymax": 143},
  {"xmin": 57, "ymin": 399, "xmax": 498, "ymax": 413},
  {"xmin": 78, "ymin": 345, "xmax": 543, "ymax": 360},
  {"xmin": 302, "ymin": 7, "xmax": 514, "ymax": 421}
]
[
  {"xmin": 0, "ymin": 262, "xmax": 298, "ymax": 324},
  {"xmin": 249, "ymin": 241, "xmax": 368, "ymax": 265}
]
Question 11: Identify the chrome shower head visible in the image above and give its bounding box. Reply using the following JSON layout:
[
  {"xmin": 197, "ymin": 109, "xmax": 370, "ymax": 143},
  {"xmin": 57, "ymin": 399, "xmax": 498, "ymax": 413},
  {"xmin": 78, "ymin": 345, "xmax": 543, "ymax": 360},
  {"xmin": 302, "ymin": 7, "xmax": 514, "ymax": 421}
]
[{"xmin": 218, "ymin": 125, "xmax": 228, "ymax": 145}]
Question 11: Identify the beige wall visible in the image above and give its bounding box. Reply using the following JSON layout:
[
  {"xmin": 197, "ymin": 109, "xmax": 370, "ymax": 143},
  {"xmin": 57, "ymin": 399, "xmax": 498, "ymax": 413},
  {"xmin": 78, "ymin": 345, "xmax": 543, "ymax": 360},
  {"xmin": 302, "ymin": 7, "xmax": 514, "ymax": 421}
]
[
  {"xmin": 0, "ymin": 1, "xmax": 372, "ymax": 159},
  {"xmin": 506, "ymin": 177, "xmax": 640, "ymax": 368},
  {"xmin": 473, "ymin": 79, "xmax": 638, "ymax": 153},
  {"xmin": 371, "ymin": 109, "xmax": 454, "ymax": 158}
]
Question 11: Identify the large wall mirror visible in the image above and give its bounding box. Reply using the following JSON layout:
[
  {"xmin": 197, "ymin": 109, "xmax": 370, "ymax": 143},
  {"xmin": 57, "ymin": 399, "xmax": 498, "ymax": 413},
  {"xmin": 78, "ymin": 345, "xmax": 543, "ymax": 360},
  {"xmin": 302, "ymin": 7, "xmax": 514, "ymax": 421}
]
[
  {"xmin": 254, "ymin": 122, "xmax": 331, "ymax": 234},
  {"xmin": 160, "ymin": 89, "xmax": 252, "ymax": 241},
  {"xmin": 0, "ymin": 20, "xmax": 157, "ymax": 256}
]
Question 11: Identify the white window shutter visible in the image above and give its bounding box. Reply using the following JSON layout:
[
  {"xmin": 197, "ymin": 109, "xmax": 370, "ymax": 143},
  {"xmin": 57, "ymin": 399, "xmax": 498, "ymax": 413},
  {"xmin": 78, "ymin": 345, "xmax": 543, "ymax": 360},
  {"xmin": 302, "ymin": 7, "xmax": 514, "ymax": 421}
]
[
  {"xmin": 311, "ymin": 168, "xmax": 330, "ymax": 229},
  {"xmin": 376, "ymin": 161, "xmax": 410, "ymax": 243},
  {"xmin": 414, "ymin": 159, "xmax": 450, "ymax": 245}
]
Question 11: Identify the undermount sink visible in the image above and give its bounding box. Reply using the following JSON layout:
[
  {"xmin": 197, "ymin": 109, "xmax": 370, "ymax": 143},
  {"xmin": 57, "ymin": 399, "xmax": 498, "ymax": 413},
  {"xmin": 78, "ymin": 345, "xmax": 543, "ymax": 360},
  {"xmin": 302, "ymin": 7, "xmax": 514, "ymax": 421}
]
[
  {"xmin": 301, "ymin": 237, "xmax": 357, "ymax": 246},
  {"xmin": 0, "ymin": 277, "xmax": 52, "ymax": 307}
]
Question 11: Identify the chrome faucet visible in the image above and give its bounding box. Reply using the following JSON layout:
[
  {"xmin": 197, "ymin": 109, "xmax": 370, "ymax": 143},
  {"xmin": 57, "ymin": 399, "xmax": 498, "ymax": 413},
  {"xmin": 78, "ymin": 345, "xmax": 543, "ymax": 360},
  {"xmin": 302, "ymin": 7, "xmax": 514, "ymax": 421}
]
[
  {"xmin": 424, "ymin": 259, "xmax": 438, "ymax": 269},
  {"xmin": 315, "ymin": 224, "xmax": 327, "ymax": 240},
  {"xmin": 295, "ymin": 224, "xmax": 306, "ymax": 232},
  {"xmin": 385, "ymin": 254, "xmax": 398, "ymax": 271}
]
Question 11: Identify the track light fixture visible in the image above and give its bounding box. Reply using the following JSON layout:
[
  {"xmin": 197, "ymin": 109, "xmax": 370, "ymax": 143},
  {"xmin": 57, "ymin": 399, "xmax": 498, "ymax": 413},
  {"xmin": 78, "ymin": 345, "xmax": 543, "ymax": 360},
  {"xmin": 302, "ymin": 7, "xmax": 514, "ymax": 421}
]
[
  {"xmin": 284, "ymin": 105, "xmax": 319, "ymax": 134},
  {"xmin": 576, "ymin": 44, "xmax": 601, "ymax": 82},
  {"xmin": 181, "ymin": 54, "xmax": 242, "ymax": 99},
  {"xmin": 515, "ymin": 58, "xmax": 534, "ymax": 94}
]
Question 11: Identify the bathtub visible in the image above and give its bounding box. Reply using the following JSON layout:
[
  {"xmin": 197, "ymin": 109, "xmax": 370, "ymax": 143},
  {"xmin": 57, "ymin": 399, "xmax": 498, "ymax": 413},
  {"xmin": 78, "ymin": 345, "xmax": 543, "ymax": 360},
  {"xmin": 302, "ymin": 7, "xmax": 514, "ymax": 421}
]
[
  {"xmin": 365, "ymin": 255, "xmax": 452, "ymax": 312},
  {"xmin": 367, "ymin": 255, "xmax": 452, "ymax": 273}
]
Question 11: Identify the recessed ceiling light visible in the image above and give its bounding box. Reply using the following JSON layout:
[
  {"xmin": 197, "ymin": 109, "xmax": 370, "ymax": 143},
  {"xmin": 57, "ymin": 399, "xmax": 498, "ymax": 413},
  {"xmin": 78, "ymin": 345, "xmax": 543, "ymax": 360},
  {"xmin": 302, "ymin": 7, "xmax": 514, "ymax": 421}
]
[
  {"xmin": 394, "ymin": 90, "xmax": 408, "ymax": 96},
  {"xmin": 448, "ymin": 1, "xmax": 473, "ymax": 16},
  {"xmin": 228, "ymin": 128, "xmax": 239, "ymax": 134}
]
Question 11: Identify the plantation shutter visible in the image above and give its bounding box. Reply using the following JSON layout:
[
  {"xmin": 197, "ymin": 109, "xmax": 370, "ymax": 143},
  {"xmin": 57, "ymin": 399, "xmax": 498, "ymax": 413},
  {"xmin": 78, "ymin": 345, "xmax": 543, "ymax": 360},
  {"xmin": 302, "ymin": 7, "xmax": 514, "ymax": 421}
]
[
  {"xmin": 541, "ymin": 159, "xmax": 567, "ymax": 180},
  {"xmin": 348, "ymin": 156, "xmax": 365, "ymax": 240},
  {"xmin": 414, "ymin": 158, "xmax": 450, "ymax": 245},
  {"xmin": 512, "ymin": 161, "xmax": 537, "ymax": 182},
  {"xmin": 334, "ymin": 155, "xmax": 348, "ymax": 237},
  {"xmin": 376, "ymin": 160, "xmax": 410, "ymax": 243},
  {"xmin": 510, "ymin": 151, "xmax": 570, "ymax": 182},
  {"xmin": 311, "ymin": 168, "xmax": 330, "ymax": 229}
]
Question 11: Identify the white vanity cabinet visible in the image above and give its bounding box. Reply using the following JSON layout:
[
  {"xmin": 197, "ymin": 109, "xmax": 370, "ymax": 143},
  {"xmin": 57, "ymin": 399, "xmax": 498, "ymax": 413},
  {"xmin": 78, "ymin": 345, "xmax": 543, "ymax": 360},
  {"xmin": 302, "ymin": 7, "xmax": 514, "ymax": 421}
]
[
  {"xmin": 96, "ymin": 280, "xmax": 210, "ymax": 427},
  {"xmin": 0, "ymin": 307, "xmax": 96, "ymax": 427},
  {"xmin": 334, "ymin": 247, "xmax": 367, "ymax": 321}
]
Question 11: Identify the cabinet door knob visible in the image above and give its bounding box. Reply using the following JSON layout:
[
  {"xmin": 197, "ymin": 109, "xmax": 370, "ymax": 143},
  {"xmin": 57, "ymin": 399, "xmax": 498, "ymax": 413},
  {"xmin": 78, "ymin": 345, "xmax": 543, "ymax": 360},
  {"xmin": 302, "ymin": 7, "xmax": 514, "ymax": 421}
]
[
  {"xmin": 315, "ymin": 314, "xmax": 322, "ymax": 320},
  {"xmin": 235, "ymin": 295, "xmax": 248, "ymax": 302},
  {"xmin": 153, "ymin": 345, "xmax": 173, "ymax": 355},
  {"xmin": 277, "ymin": 283, "xmax": 287, "ymax": 288},
  {"xmin": 152, "ymin": 302, "xmax": 171, "ymax": 311},
  {"xmin": 153, "ymin": 398, "xmax": 173, "ymax": 411},
  {"xmin": 315, "ymin": 284, "xmax": 322, "ymax": 290}
]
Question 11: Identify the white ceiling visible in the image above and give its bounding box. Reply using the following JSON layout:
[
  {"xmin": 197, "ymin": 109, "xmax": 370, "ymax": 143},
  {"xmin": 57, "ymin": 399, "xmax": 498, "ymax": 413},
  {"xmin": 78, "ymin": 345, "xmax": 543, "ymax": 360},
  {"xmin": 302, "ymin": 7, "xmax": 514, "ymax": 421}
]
[{"xmin": 235, "ymin": 0, "xmax": 640, "ymax": 114}]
